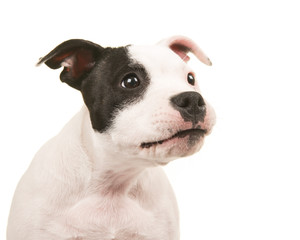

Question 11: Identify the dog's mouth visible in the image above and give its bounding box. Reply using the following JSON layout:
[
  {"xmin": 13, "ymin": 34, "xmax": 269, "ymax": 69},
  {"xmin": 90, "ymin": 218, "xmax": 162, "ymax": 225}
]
[{"xmin": 140, "ymin": 128, "xmax": 207, "ymax": 149}]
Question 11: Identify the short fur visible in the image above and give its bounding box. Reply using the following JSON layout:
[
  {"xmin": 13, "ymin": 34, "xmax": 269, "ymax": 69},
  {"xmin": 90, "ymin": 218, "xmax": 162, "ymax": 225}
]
[{"xmin": 7, "ymin": 36, "xmax": 215, "ymax": 240}]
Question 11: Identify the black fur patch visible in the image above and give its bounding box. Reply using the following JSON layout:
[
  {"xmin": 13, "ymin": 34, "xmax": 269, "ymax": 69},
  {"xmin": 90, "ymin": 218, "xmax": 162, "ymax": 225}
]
[
  {"xmin": 39, "ymin": 40, "xmax": 150, "ymax": 133},
  {"xmin": 80, "ymin": 47, "xmax": 150, "ymax": 132}
]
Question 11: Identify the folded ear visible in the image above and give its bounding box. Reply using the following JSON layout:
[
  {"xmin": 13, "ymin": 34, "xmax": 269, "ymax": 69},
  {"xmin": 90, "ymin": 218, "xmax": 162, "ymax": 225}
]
[
  {"xmin": 37, "ymin": 39, "xmax": 103, "ymax": 90},
  {"xmin": 158, "ymin": 35, "xmax": 212, "ymax": 66}
]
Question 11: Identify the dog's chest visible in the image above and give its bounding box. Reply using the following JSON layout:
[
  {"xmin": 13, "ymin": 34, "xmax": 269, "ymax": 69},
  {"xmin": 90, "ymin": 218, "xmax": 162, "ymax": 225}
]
[{"xmin": 57, "ymin": 194, "xmax": 173, "ymax": 240}]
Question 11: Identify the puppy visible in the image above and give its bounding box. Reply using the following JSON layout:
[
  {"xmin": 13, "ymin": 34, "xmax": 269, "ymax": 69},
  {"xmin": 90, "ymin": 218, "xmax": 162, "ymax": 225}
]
[{"xmin": 7, "ymin": 36, "xmax": 215, "ymax": 240}]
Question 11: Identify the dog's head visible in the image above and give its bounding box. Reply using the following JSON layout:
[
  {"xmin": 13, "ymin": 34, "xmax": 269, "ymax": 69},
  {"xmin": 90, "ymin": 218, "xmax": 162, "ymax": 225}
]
[{"xmin": 38, "ymin": 36, "xmax": 215, "ymax": 165}]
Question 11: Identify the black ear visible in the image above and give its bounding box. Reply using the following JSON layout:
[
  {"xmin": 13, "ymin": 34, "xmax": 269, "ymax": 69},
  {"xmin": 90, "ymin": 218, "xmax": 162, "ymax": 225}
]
[{"xmin": 37, "ymin": 39, "xmax": 103, "ymax": 90}]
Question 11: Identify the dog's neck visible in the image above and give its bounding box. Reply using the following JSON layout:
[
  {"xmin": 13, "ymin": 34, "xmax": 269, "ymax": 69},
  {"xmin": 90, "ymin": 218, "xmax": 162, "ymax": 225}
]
[{"xmin": 79, "ymin": 106, "xmax": 150, "ymax": 197}]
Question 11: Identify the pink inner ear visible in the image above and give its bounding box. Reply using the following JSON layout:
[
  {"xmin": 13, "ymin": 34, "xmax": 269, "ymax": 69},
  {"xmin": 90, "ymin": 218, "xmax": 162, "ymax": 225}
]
[
  {"xmin": 61, "ymin": 56, "xmax": 74, "ymax": 68},
  {"xmin": 60, "ymin": 49, "xmax": 95, "ymax": 79},
  {"xmin": 159, "ymin": 36, "xmax": 212, "ymax": 66},
  {"xmin": 170, "ymin": 45, "xmax": 191, "ymax": 62},
  {"xmin": 73, "ymin": 49, "xmax": 95, "ymax": 78},
  {"xmin": 52, "ymin": 51, "xmax": 73, "ymax": 64}
]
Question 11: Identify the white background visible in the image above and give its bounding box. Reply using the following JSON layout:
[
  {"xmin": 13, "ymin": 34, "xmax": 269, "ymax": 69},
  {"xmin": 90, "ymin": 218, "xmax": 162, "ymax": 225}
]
[{"xmin": 1, "ymin": 0, "xmax": 299, "ymax": 239}]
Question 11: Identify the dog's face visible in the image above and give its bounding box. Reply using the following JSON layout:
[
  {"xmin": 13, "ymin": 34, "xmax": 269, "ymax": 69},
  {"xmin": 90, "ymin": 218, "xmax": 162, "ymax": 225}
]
[{"xmin": 38, "ymin": 36, "xmax": 215, "ymax": 165}]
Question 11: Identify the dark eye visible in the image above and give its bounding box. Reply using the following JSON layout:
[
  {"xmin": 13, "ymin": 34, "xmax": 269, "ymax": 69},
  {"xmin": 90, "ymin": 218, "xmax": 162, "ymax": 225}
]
[
  {"xmin": 187, "ymin": 73, "xmax": 195, "ymax": 86},
  {"xmin": 121, "ymin": 74, "xmax": 140, "ymax": 89}
]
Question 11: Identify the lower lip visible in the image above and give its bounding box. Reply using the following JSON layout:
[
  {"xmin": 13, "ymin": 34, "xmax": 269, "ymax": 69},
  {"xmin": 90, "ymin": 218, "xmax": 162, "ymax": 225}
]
[{"xmin": 141, "ymin": 129, "xmax": 206, "ymax": 149}]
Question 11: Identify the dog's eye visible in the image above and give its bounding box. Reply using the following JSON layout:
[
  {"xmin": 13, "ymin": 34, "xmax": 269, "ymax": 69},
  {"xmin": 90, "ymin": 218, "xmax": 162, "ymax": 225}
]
[
  {"xmin": 121, "ymin": 74, "xmax": 140, "ymax": 89},
  {"xmin": 187, "ymin": 73, "xmax": 195, "ymax": 86}
]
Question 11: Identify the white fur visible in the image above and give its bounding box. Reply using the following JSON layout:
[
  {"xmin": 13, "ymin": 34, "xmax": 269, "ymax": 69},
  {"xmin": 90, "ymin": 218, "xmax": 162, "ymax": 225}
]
[{"xmin": 7, "ymin": 40, "xmax": 215, "ymax": 240}]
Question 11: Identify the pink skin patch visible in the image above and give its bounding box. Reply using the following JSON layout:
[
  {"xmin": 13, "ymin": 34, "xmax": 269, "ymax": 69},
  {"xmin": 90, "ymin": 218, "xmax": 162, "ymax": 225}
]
[
  {"xmin": 170, "ymin": 45, "xmax": 191, "ymax": 62},
  {"xmin": 159, "ymin": 35, "xmax": 212, "ymax": 66}
]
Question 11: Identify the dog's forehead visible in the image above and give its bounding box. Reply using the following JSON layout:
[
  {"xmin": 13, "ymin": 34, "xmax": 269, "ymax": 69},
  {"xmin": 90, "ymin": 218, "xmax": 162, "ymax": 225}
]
[{"xmin": 127, "ymin": 45, "xmax": 189, "ymax": 77}]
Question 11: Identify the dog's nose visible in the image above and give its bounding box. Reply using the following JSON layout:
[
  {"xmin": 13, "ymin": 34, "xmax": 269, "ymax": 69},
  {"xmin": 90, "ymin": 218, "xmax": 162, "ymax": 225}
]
[{"xmin": 170, "ymin": 91, "xmax": 206, "ymax": 124}]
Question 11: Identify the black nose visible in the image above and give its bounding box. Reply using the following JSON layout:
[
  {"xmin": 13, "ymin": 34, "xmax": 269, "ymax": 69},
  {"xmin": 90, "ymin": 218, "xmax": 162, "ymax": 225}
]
[{"xmin": 170, "ymin": 91, "xmax": 206, "ymax": 124}]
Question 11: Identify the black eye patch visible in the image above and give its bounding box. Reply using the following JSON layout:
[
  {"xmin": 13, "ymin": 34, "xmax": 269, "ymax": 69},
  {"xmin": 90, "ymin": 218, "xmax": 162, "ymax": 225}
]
[{"xmin": 80, "ymin": 47, "xmax": 150, "ymax": 133}]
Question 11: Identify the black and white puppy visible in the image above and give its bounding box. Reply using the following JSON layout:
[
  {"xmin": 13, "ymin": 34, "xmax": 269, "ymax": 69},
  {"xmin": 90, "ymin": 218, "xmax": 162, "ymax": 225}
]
[{"xmin": 7, "ymin": 36, "xmax": 215, "ymax": 240}]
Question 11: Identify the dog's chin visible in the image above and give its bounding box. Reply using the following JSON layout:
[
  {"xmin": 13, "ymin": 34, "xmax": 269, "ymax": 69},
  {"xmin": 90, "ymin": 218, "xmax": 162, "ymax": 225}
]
[{"xmin": 139, "ymin": 129, "xmax": 207, "ymax": 164}]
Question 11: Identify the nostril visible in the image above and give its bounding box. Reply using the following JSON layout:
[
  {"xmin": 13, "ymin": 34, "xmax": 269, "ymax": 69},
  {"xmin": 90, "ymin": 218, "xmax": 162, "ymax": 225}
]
[
  {"xmin": 178, "ymin": 97, "xmax": 190, "ymax": 108},
  {"xmin": 171, "ymin": 94, "xmax": 189, "ymax": 108},
  {"xmin": 198, "ymin": 96, "xmax": 205, "ymax": 107}
]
